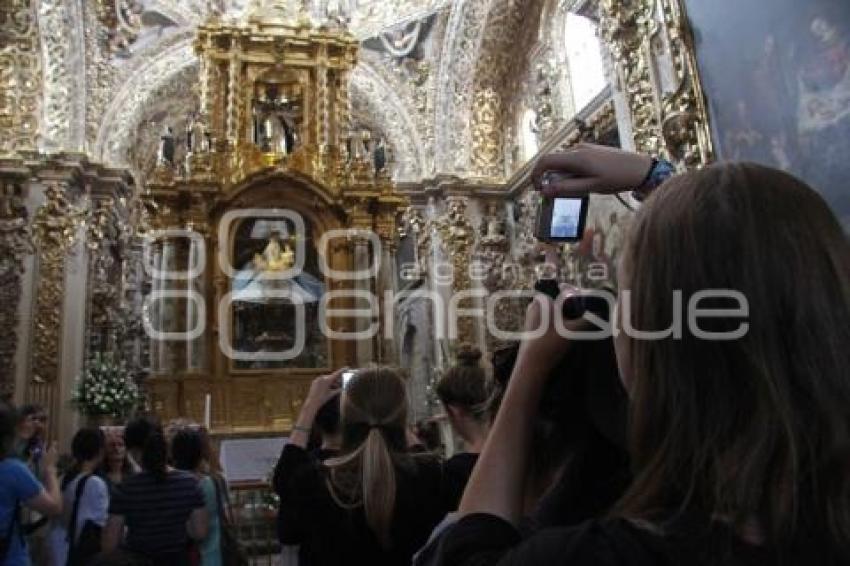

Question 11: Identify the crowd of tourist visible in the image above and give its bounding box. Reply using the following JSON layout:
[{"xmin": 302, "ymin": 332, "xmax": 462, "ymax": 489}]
[
  {"xmin": 270, "ymin": 145, "xmax": 850, "ymax": 566},
  {"xmin": 1, "ymin": 143, "xmax": 848, "ymax": 565},
  {"xmin": 0, "ymin": 406, "xmax": 226, "ymax": 565}
]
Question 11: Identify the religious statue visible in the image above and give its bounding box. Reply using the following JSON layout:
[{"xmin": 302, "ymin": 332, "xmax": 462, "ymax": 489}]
[
  {"xmin": 346, "ymin": 129, "xmax": 371, "ymax": 161},
  {"xmin": 157, "ymin": 126, "xmax": 175, "ymax": 166},
  {"xmin": 252, "ymin": 84, "xmax": 300, "ymax": 155},
  {"xmin": 253, "ymin": 231, "xmax": 295, "ymax": 272},
  {"xmin": 231, "ymin": 226, "xmax": 323, "ymax": 304},
  {"xmin": 798, "ymin": 17, "xmax": 850, "ymax": 138},
  {"xmin": 323, "ymin": 0, "xmax": 352, "ymax": 28},
  {"xmin": 481, "ymin": 203, "xmax": 506, "ymax": 243},
  {"xmin": 373, "ymin": 137, "xmax": 387, "ymax": 174},
  {"xmin": 186, "ymin": 112, "xmax": 208, "ymax": 153}
]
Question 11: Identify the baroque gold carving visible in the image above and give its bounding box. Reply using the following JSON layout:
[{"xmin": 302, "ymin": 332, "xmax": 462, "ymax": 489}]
[
  {"xmin": 599, "ymin": 0, "xmax": 662, "ymax": 155},
  {"xmin": 470, "ymin": 88, "xmax": 503, "ymax": 179},
  {"xmin": 95, "ymin": 0, "xmax": 143, "ymax": 54},
  {"xmin": 0, "ymin": 0, "xmax": 42, "ymax": 156},
  {"xmin": 31, "ymin": 183, "xmax": 87, "ymax": 383},
  {"xmin": 657, "ymin": 0, "xmax": 714, "ymax": 167},
  {"xmin": 433, "ymin": 196, "xmax": 475, "ymax": 344},
  {"xmin": 473, "ymin": 202, "xmax": 517, "ymax": 348},
  {"xmin": 599, "ymin": 0, "xmax": 713, "ymax": 167},
  {"xmin": 0, "ymin": 180, "xmax": 33, "ymax": 396}
]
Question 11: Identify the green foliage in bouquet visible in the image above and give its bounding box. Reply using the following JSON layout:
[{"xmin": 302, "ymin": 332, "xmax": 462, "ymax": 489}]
[{"xmin": 72, "ymin": 353, "xmax": 143, "ymax": 417}]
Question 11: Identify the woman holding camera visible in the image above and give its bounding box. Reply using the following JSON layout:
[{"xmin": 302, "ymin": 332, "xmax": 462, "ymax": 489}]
[
  {"xmin": 425, "ymin": 145, "xmax": 850, "ymax": 565},
  {"xmin": 275, "ymin": 367, "xmax": 445, "ymax": 566}
]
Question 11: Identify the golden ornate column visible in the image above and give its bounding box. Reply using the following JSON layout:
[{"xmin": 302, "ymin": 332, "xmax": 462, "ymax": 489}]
[
  {"xmin": 434, "ymin": 195, "xmax": 477, "ymax": 347},
  {"xmin": 30, "ymin": 178, "xmax": 87, "ymax": 440},
  {"xmin": 470, "ymin": 88, "xmax": 504, "ymax": 180},
  {"xmin": 226, "ymin": 49, "xmax": 242, "ymax": 146},
  {"xmin": 0, "ymin": 175, "xmax": 34, "ymax": 398}
]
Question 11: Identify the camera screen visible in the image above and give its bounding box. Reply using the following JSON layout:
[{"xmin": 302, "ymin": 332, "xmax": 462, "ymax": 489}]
[{"xmin": 550, "ymin": 198, "xmax": 584, "ymax": 239}]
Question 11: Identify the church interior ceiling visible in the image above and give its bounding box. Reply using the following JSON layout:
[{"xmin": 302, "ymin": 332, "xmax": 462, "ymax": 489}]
[
  {"xmin": 21, "ymin": 0, "xmax": 577, "ymax": 186},
  {"xmin": 0, "ymin": 0, "xmax": 730, "ymax": 430}
]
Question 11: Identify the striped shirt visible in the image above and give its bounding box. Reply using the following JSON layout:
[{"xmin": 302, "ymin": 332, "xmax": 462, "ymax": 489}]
[{"xmin": 109, "ymin": 470, "xmax": 205, "ymax": 557}]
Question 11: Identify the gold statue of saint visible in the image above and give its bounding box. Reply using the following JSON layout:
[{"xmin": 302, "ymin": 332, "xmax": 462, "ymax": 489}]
[{"xmin": 254, "ymin": 231, "xmax": 294, "ymax": 271}]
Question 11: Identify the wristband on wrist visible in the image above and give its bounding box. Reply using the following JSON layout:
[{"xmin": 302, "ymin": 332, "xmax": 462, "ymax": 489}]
[
  {"xmin": 292, "ymin": 424, "xmax": 311, "ymax": 434},
  {"xmin": 632, "ymin": 158, "xmax": 676, "ymax": 202}
]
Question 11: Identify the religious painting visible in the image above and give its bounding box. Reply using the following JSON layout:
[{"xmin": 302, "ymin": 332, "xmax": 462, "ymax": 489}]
[
  {"xmin": 684, "ymin": 0, "xmax": 850, "ymax": 230},
  {"xmin": 562, "ymin": 195, "xmax": 629, "ymax": 291},
  {"xmin": 230, "ymin": 216, "xmax": 328, "ymax": 370}
]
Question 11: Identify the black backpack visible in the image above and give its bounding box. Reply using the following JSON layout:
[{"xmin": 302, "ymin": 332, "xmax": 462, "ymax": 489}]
[{"xmin": 66, "ymin": 475, "xmax": 103, "ymax": 566}]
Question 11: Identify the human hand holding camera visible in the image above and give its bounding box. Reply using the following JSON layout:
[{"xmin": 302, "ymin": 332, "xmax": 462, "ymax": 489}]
[
  {"xmin": 303, "ymin": 368, "xmax": 344, "ymax": 414},
  {"xmin": 531, "ymin": 143, "xmax": 654, "ymax": 197},
  {"xmin": 291, "ymin": 368, "xmax": 345, "ymax": 448}
]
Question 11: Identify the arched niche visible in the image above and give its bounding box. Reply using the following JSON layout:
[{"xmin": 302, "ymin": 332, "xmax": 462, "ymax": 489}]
[{"xmin": 148, "ymin": 172, "xmax": 360, "ymax": 432}]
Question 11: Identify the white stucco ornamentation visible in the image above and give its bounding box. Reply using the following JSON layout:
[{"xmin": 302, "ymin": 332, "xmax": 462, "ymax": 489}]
[{"xmin": 38, "ymin": 0, "xmax": 86, "ymax": 151}]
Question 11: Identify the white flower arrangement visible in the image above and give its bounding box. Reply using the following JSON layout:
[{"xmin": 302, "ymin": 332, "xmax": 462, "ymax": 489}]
[{"xmin": 72, "ymin": 353, "xmax": 143, "ymax": 418}]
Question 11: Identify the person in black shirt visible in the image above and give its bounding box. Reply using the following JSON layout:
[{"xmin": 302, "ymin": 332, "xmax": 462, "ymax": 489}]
[
  {"xmin": 488, "ymin": 335, "xmax": 631, "ymax": 533},
  {"xmin": 435, "ymin": 345, "xmax": 491, "ymax": 511},
  {"xmin": 275, "ymin": 393, "xmax": 342, "ymax": 564},
  {"xmin": 423, "ymin": 145, "xmax": 850, "ymax": 565},
  {"xmin": 274, "ymin": 367, "xmax": 445, "ymax": 566},
  {"xmin": 309, "ymin": 393, "xmax": 342, "ymax": 462},
  {"xmin": 103, "ymin": 418, "xmax": 208, "ymax": 565}
]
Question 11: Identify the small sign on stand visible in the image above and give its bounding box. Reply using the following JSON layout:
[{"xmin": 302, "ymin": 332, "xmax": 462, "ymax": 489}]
[{"xmin": 219, "ymin": 437, "xmax": 287, "ymax": 483}]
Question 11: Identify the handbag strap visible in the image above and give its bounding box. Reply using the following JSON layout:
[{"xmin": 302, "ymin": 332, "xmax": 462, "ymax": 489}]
[
  {"xmin": 210, "ymin": 474, "xmax": 233, "ymax": 527},
  {"xmin": 66, "ymin": 474, "xmax": 91, "ymax": 548}
]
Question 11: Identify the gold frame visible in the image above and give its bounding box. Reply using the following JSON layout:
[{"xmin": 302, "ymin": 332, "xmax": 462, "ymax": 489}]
[{"xmin": 599, "ymin": 0, "xmax": 714, "ymax": 169}]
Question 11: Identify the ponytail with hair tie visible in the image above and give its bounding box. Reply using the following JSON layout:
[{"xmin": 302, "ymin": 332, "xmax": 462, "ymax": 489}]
[{"xmin": 325, "ymin": 368, "xmax": 409, "ymax": 549}]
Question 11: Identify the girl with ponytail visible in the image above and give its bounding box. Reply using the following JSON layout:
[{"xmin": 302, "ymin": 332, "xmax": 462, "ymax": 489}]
[{"xmin": 275, "ymin": 368, "xmax": 445, "ymax": 566}]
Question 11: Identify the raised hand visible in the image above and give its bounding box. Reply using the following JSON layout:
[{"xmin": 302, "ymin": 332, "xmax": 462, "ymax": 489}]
[{"xmin": 531, "ymin": 143, "xmax": 653, "ymax": 197}]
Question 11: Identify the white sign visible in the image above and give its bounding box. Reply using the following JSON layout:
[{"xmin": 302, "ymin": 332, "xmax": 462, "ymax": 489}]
[{"xmin": 219, "ymin": 437, "xmax": 287, "ymax": 483}]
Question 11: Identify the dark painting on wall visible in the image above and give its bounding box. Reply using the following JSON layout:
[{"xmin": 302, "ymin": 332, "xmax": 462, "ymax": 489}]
[{"xmin": 684, "ymin": 0, "xmax": 850, "ymax": 230}]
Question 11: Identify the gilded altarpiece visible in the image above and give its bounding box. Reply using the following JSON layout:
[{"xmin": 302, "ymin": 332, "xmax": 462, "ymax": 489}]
[{"xmin": 144, "ymin": 11, "xmax": 407, "ymax": 433}]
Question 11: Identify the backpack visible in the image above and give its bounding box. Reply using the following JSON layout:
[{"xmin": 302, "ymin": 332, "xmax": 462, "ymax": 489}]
[{"xmin": 66, "ymin": 475, "xmax": 103, "ymax": 566}]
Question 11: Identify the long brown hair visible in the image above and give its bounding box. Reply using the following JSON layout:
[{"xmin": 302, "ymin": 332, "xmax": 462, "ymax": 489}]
[
  {"xmin": 617, "ymin": 162, "xmax": 850, "ymax": 557},
  {"xmin": 326, "ymin": 368, "xmax": 409, "ymax": 548}
]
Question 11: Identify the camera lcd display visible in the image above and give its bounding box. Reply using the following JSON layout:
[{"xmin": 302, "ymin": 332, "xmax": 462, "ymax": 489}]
[
  {"xmin": 535, "ymin": 194, "xmax": 588, "ymax": 243},
  {"xmin": 550, "ymin": 198, "xmax": 583, "ymax": 239}
]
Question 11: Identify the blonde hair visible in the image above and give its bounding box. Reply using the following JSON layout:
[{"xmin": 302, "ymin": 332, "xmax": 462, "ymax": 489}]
[{"xmin": 325, "ymin": 368, "xmax": 408, "ymax": 548}]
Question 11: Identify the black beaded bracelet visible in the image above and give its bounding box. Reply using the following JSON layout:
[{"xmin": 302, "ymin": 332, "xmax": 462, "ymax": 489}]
[{"xmin": 632, "ymin": 158, "xmax": 676, "ymax": 202}]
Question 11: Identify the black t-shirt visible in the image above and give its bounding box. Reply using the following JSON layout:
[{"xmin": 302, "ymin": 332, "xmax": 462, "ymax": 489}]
[
  {"xmin": 422, "ymin": 513, "xmax": 845, "ymax": 566},
  {"xmin": 109, "ymin": 470, "xmax": 205, "ymax": 558},
  {"xmin": 275, "ymin": 443, "xmax": 445, "ymax": 566},
  {"xmin": 441, "ymin": 452, "xmax": 478, "ymax": 512}
]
